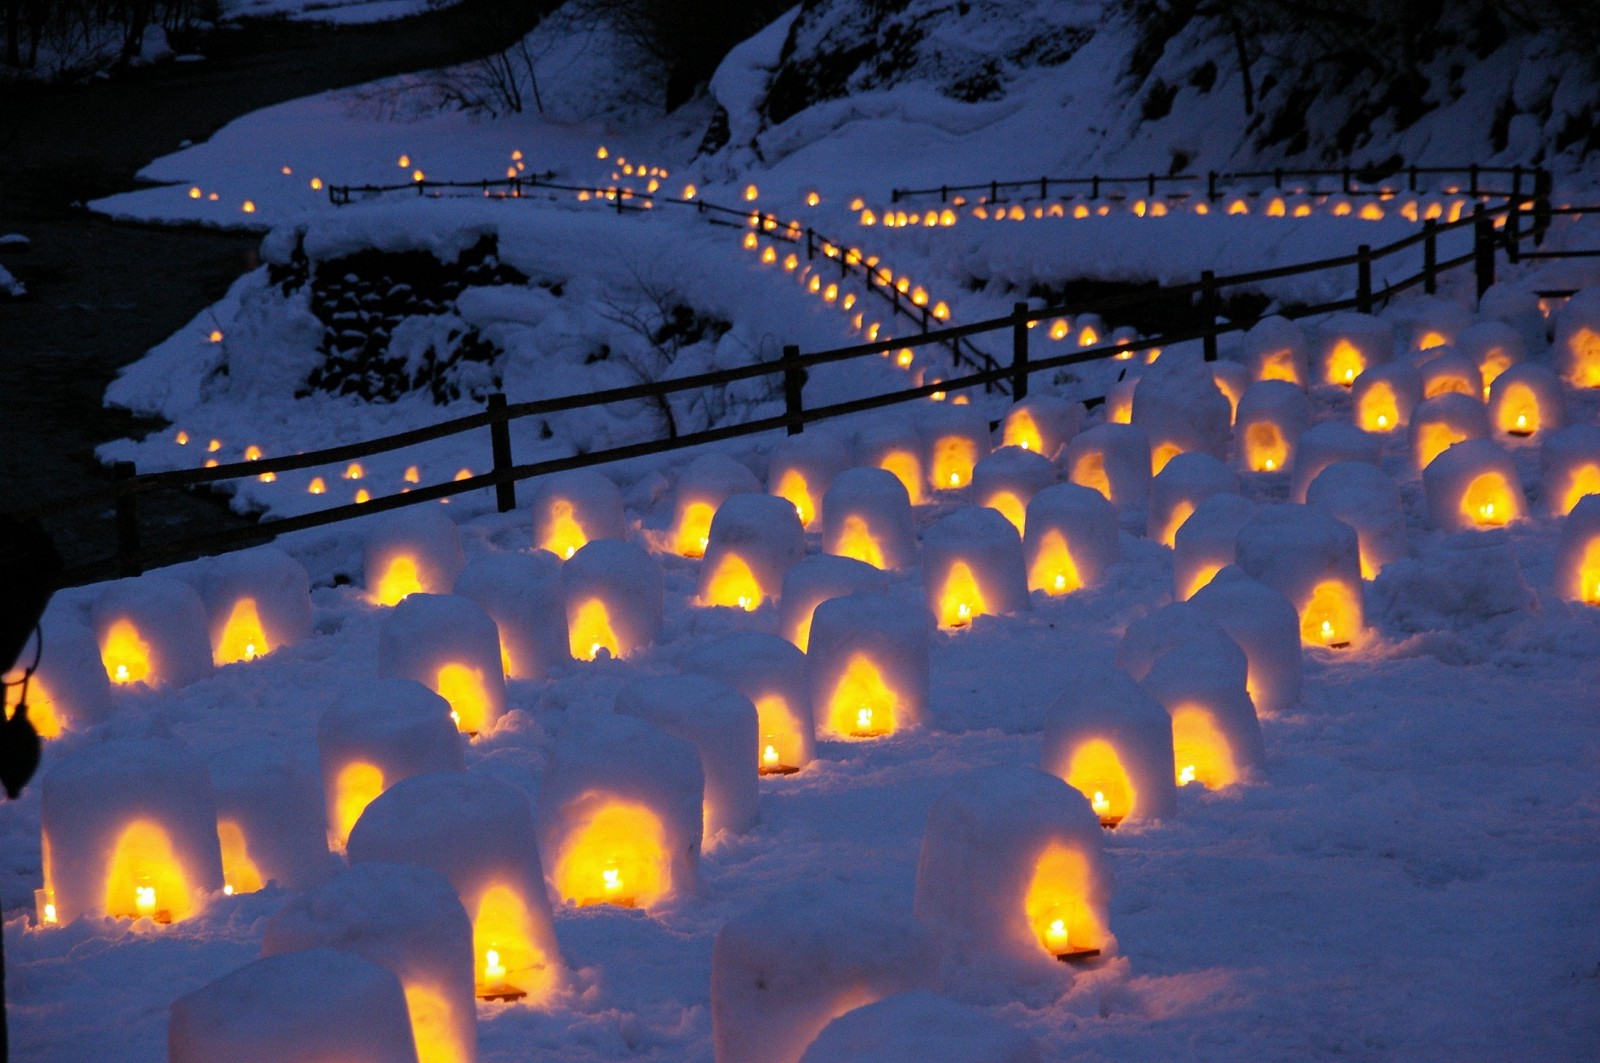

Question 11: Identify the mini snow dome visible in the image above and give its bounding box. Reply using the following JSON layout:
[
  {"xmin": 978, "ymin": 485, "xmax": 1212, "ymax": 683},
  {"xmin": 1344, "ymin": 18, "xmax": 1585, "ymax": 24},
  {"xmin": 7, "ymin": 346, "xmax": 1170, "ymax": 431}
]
[
  {"xmin": 1148, "ymin": 453, "xmax": 1238, "ymax": 547},
  {"xmin": 377, "ymin": 594, "xmax": 506, "ymax": 735},
  {"xmin": 1290, "ymin": 422, "xmax": 1381, "ymax": 503},
  {"xmin": 1417, "ymin": 348, "xmax": 1483, "ymax": 401},
  {"xmin": 1041, "ymin": 665, "xmax": 1177, "ymax": 827},
  {"xmin": 90, "ymin": 576, "xmax": 213, "ymax": 690},
  {"xmin": 1410, "ymin": 392, "xmax": 1492, "ymax": 471},
  {"xmin": 778, "ymin": 553, "xmax": 889, "ymax": 651},
  {"xmin": 1115, "ymin": 600, "xmax": 1249, "ymax": 690},
  {"xmin": 671, "ymin": 452, "xmax": 762, "ymax": 558},
  {"xmin": 1000, "ymin": 395, "xmax": 1081, "ymax": 459},
  {"xmin": 40, "ymin": 736, "xmax": 224, "ymax": 924},
  {"xmin": 1235, "ymin": 504, "xmax": 1365, "ymax": 649},
  {"xmin": 1454, "ymin": 319, "xmax": 1526, "ymax": 393},
  {"xmin": 1172, "ymin": 493, "xmax": 1256, "ymax": 601},
  {"xmin": 1555, "ymin": 495, "xmax": 1600, "ymax": 606},
  {"xmin": 1541, "ymin": 425, "xmax": 1600, "ymax": 516},
  {"xmin": 263, "ymin": 863, "xmax": 477, "ymax": 1063},
  {"xmin": 348, "ymin": 772, "xmax": 565, "ymax": 1004},
  {"xmin": 209, "ymin": 746, "xmax": 334, "ymax": 894},
  {"xmin": 1397, "ymin": 297, "xmax": 1473, "ymax": 354},
  {"xmin": 808, "ymin": 593, "xmax": 930, "ymax": 738},
  {"xmin": 1234, "ymin": 381, "xmax": 1309, "ymax": 474},
  {"xmin": 1305, "ymin": 462, "xmax": 1408, "ymax": 579},
  {"xmin": 1141, "ymin": 641, "xmax": 1265, "ymax": 788},
  {"xmin": 453, "ymin": 552, "xmax": 567, "ymax": 681},
  {"xmin": 922, "ymin": 507, "xmax": 1029, "ymax": 629},
  {"xmin": 169, "ymin": 948, "xmax": 418, "ymax": 1063},
  {"xmin": 919, "ymin": 404, "xmax": 991, "ymax": 491},
  {"xmin": 697, "ymin": 493, "xmax": 805, "ymax": 611},
  {"xmin": 318, "ymin": 679, "xmax": 464, "ymax": 849},
  {"xmin": 1351, "ymin": 362, "xmax": 1423, "ymax": 434},
  {"xmin": 971, "ymin": 446, "xmax": 1057, "ymax": 534},
  {"xmin": 1130, "ymin": 355, "xmax": 1233, "ymax": 470},
  {"xmin": 536, "ymin": 712, "xmax": 702, "ymax": 909},
  {"xmin": 856, "ymin": 420, "xmax": 928, "ymax": 504},
  {"xmin": 616, "ymin": 674, "xmax": 759, "ymax": 840},
  {"xmin": 364, "ymin": 506, "xmax": 466, "ymax": 607},
  {"xmin": 1477, "ymin": 284, "xmax": 1545, "ymax": 358},
  {"xmin": 1066, "ymin": 422, "xmax": 1152, "ymax": 513},
  {"xmin": 1189, "ymin": 571, "xmax": 1304, "ymax": 718},
  {"xmin": 685, "ymin": 632, "xmax": 814, "ymax": 774},
  {"xmin": 1023, "ymin": 483, "xmax": 1120, "ymax": 595},
  {"xmin": 1487, "ymin": 363, "xmax": 1565, "ymax": 440},
  {"xmin": 799, "ymin": 992, "xmax": 1041, "ymax": 1063},
  {"xmin": 711, "ymin": 895, "xmax": 935, "ymax": 1063},
  {"xmin": 1240, "ymin": 315, "xmax": 1310, "ymax": 386},
  {"xmin": 1314, "ymin": 312, "xmax": 1394, "ymax": 387},
  {"xmin": 4, "ymin": 609, "xmax": 113, "ymax": 738},
  {"xmin": 1553, "ymin": 287, "xmax": 1600, "ymax": 388},
  {"xmin": 1423, "ymin": 440, "xmax": 1527, "ymax": 532},
  {"xmin": 767, "ymin": 431, "xmax": 851, "ymax": 529},
  {"xmin": 195, "ymin": 547, "xmax": 312, "ymax": 667},
  {"xmin": 820, "ymin": 467, "xmax": 917, "ymax": 572},
  {"xmin": 561, "ymin": 538, "xmax": 664, "ymax": 661},
  {"xmin": 529, "ymin": 469, "xmax": 626, "ymax": 560},
  {"xmin": 914, "ymin": 767, "xmax": 1113, "ymax": 968}
]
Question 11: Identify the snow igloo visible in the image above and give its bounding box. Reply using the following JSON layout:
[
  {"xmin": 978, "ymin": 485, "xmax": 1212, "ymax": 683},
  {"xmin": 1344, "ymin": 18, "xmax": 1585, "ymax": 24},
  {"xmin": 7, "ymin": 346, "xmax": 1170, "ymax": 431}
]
[
  {"xmin": 1066, "ymin": 422, "xmax": 1152, "ymax": 514},
  {"xmin": 616, "ymin": 674, "xmax": 759, "ymax": 841},
  {"xmin": 1553, "ymin": 287, "xmax": 1600, "ymax": 388},
  {"xmin": 778, "ymin": 553, "xmax": 889, "ymax": 651},
  {"xmin": 193, "ymin": 546, "xmax": 313, "ymax": 667},
  {"xmin": 1305, "ymin": 461, "xmax": 1408, "ymax": 579},
  {"xmin": 1239, "ymin": 315, "xmax": 1310, "ymax": 386},
  {"xmin": 685, "ymin": 632, "xmax": 815, "ymax": 774},
  {"xmin": 971, "ymin": 446, "xmax": 1058, "ymax": 535},
  {"xmin": 1130, "ymin": 355, "xmax": 1233, "ymax": 471},
  {"xmin": 1352, "ymin": 362, "xmax": 1423, "ymax": 435},
  {"xmin": 377, "ymin": 594, "xmax": 506, "ymax": 735},
  {"xmin": 40, "ymin": 736, "xmax": 223, "ymax": 925},
  {"xmin": 561, "ymin": 538, "xmax": 663, "ymax": 660},
  {"xmin": 169, "ymin": 948, "xmax": 418, "ymax": 1063},
  {"xmin": 529, "ymin": 469, "xmax": 626, "ymax": 560},
  {"xmin": 1487, "ymin": 362, "xmax": 1565, "ymax": 440},
  {"xmin": 453, "ymin": 552, "xmax": 567, "ymax": 680},
  {"xmin": 209, "ymin": 746, "xmax": 334, "ymax": 894},
  {"xmin": 767, "ymin": 431, "xmax": 851, "ymax": 529},
  {"xmin": 799, "ymin": 992, "xmax": 1041, "ymax": 1063},
  {"xmin": 808, "ymin": 593, "xmax": 929, "ymax": 738},
  {"xmin": 1410, "ymin": 392, "xmax": 1491, "ymax": 471},
  {"xmin": 1041, "ymin": 665, "xmax": 1177, "ymax": 827},
  {"xmin": 1140, "ymin": 639, "xmax": 1265, "ymax": 788},
  {"xmin": 4, "ymin": 608, "xmax": 112, "ymax": 738},
  {"xmin": 349, "ymin": 772, "xmax": 565, "ymax": 1005},
  {"xmin": 1422, "ymin": 440, "xmax": 1527, "ymax": 532},
  {"xmin": 1290, "ymin": 422, "xmax": 1381, "ymax": 504},
  {"xmin": 923, "ymin": 507, "xmax": 1029, "ymax": 629},
  {"xmin": 820, "ymin": 467, "xmax": 917, "ymax": 572},
  {"xmin": 1235, "ymin": 504, "xmax": 1365, "ymax": 649},
  {"xmin": 1233, "ymin": 380, "xmax": 1309, "ymax": 475},
  {"xmin": 1189, "ymin": 570, "xmax": 1304, "ymax": 718},
  {"xmin": 1454, "ymin": 319, "xmax": 1526, "ymax": 392},
  {"xmin": 711, "ymin": 894, "xmax": 935, "ymax": 1063},
  {"xmin": 697, "ymin": 493, "xmax": 806, "ymax": 611},
  {"xmin": 1148, "ymin": 452, "xmax": 1237, "ymax": 547},
  {"xmin": 914, "ymin": 767, "xmax": 1113, "ymax": 970},
  {"xmin": 1556, "ymin": 495, "xmax": 1600, "ymax": 606},
  {"xmin": 1023, "ymin": 483, "xmax": 1120, "ymax": 596},
  {"xmin": 363, "ymin": 506, "xmax": 466, "ymax": 607},
  {"xmin": 1417, "ymin": 347, "xmax": 1484, "ymax": 401},
  {"xmin": 1313, "ymin": 312, "xmax": 1394, "ymax": 387},
  {"xmin": 1541, "ymin": 425, "xmax": 1600, "ymax": 516},
  {"xmin": 536, "ymin": 712, "xmax": 702, "ymax": 910},
  {"xmin": 1172, "ymin": 493, "xmax": 1256, "ymax": 601},
  {"xmin": 856, "ymin": 420, "xmax": 928, "ymax": 504},
  {"xmin": 264, "ymin": 863, "xmax": 477, "ymax": 1063},
  {"xmin": 919, "ymin": 404, "xmax": 991, "ymax": 491},
  {"xmin": 1000, "ymin": 395, "xmax": 1081, "ymax": 459},
  {"xmin": 318, "ymin": 678, "xmax": 464, "ymax": 849},
  {"xmin": 91, "ymin": 575, "xmax": 213, "ymax": 690},
  {"xmin": 670, "ymin": 452, "xmax": 761, "ymax": 558}
]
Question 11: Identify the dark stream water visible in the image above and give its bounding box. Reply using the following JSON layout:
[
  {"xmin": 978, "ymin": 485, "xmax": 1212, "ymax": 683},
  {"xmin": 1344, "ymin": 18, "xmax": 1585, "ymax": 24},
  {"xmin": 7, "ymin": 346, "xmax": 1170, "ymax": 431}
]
[{"xmin": 0, "ymin": 8, "xmax": 525, "ymax": 569}]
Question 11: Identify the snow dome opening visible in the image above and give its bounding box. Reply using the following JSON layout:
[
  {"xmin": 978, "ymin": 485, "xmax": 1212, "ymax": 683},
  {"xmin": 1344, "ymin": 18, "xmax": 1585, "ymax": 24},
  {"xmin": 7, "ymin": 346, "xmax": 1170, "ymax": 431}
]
[
  {"xmin": 1000, "ymin": 396, "xmax": 1081, "ymax": 460},
  {"xmin": 1066, "ymin": 423, "xmax": 1152, "ymax": 512},
  {"xmin": 1410, "ymin": 392, "xmax": 1491, "ymax": 471},
  {"xmin": 552, "ymin": 800, "xmax": 669, "ymax": 909},
  {"xmin": 1554, "ymin": 289, "xmax": 1600, "ymax": 388},
  {"xmin": 821, "ymin": 467, "xmax": 917, "ymax": 572},
  {"xmin": 686, "ymin": 633, "xmax": 816, "ymax": 775},
  {"xmin": 921, "ymin": 406, "xmax": 990, "ymax": 491},
  {"xmin": 1423, "ymin": 441, "xmax": 1527, "ymax": 532},
  {"xmin": 1234, "ymin": 380, "xmax": 1309, "ymax": 475},
  {"xmin": 1487, "ymin": 363, "xmax": 1564, "ymax": 440},
  {"xmin": 1352, "ymin": 363, "xmax": 1422, "ymax": 434},
  {"xmin": 1024, "ymin": 483, "xmax": 1120, "ymax": 596},
  {"xmin": 377, "ymin": 594, "xmax": 506, "ymax": 735},
  {"xmin": 697, "ymin": 494, "xmax": 806, "ymax": 612},
  {"xmin": 809, "ymin": 593, "xmax": 929, "ymax": 739},
  {"xmin": 561, "ymin": 539, "xmax": 664, "ymax": 660},
  {"xmin": 857, "ymin": 422, "xmax": 928, "ymax": 504},
  {"xmin": 209, "ymin": 748, "xmax": 330, "ymax": 896},
  {"xmin": 1240, "ymin": 316, "xmax": 1310, "ymax": 387},
  {"xmin": 670, "ymin": 453, "xmax": 762, "ymax": 558},
  {"xmin": 1236, "ymin": 504, "xmax": 1366, "ymax": 650},
  {"xmin": 530, "ymin": 470, "xmax": 626, "ymax": 560},
  {"xmin": 1541, "ymin": 426, "xmax": 1600, "ymax": 516},
  {"xmin": 1142, "ymin": 643, "xmax": 1265, "ymax": 790},
  {"xmin": 1455, "ymin": 320, "xmax": 1526, "ymax": 395},
  {"xmin": 363, "ymin": 507, "xmax": 466, "ymax": 607},
  {"xmin": 195, "ymin": 548, "xmax": 313, "ymax": 669},
  {"xmin": 1418, "ymin": 349, "xmax": 1483, "ymax": 401},
  {"xmin": 91, "ymin": 577, "xmax": 213, "ymax": 690},
  {"xmin": 1557, "ymin": 497, "xmax": 1600, "ymax": 606},
  {"xmin": 1314, "ymin": 313, "xmax": 1394, "ymax": 388},
  {"xmin": 922, "ymin": 507, "xmax": 1029, "ymax": 630}
]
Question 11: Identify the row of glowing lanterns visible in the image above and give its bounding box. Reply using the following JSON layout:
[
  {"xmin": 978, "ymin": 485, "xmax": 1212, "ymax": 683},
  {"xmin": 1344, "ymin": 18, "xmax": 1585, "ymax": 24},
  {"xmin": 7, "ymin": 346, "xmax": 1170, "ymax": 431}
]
[{"xmin": 170, "ymin": 429, "xmax": 477, "ymax": 499}]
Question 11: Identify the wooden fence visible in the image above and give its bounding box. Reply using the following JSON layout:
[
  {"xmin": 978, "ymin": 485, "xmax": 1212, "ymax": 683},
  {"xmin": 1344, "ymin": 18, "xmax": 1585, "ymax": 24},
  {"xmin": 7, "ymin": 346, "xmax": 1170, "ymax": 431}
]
[{"xmin": 21, "ymin": 175, "xmax": 1595, "ymax": 588}]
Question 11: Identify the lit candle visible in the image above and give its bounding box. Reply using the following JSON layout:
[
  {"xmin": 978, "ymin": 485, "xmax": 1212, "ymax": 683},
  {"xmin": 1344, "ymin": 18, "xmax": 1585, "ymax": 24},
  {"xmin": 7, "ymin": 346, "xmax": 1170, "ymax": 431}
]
[
  {"xmin": 602, "ymin": 866, "xmax": 621, "ymax": 895},
  {"xmin": 135, "ymin": 885, "xmax": 157, "ymax": 919},
  {"xmin": 1091, "ymin": 791, "xmax": 1110, "ymax": 816},
  {"xmin": 485, "ymin": 948, "xmax": 506, "ymax": 981},
  {"xmin": 1045, "ymin": 917, "xmax": 1070, "ymax": 953},
  {"xmin": 762, "ymin": 743, "xmax": 779, "ymax": 767},
  {"xmin": 1320, "ymin": 619, "xmax": 1334, "ymax": 641},
  {"xmin": 35, "ymin": 888, "xmax": 57, "ymax": 926},
  {"xmin": 856, "ymin": 707, "xmax": 874, "ymax": 733},
  {"xmin": 1179, "ymin": 764, "xmax": 1196, "ymax": 785}
]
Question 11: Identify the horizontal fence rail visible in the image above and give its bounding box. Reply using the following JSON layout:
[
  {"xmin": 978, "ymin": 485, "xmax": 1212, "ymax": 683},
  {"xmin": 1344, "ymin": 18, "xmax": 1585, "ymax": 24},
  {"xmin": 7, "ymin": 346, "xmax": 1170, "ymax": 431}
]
[{"xmin": 22, "ymin": 175, "xmax": 1598, "ymax": 587}]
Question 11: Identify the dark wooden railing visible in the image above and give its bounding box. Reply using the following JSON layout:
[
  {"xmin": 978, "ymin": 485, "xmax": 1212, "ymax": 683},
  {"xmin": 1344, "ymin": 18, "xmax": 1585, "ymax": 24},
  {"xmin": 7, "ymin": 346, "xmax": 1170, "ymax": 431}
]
[{"xmin": 22, "ymin": 181, "xmax": 1594, "ymax": 588}]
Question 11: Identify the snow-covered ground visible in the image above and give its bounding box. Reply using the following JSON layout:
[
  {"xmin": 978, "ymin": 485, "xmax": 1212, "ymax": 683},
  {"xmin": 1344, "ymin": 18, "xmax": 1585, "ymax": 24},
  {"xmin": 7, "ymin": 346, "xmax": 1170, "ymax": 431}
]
[
  {"xmin": 220, "ymin": 0, "xmax": 454, "ymax": 25},
  {"xmin": 11, "ymin": 3, "xmax": 1600, "ymax": 1061}
]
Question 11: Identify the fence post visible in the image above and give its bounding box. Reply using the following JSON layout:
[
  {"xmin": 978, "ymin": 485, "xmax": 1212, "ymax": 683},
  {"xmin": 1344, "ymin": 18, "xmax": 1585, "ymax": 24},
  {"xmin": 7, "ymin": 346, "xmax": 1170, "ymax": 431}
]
[
  {"xmin": 1207, "ymin": 170, "xmax": 1218, "ymax": 202},
  {"xmin": 990, "ymin": 180, "xmax": 999, "ymax": 203},
  {"xmin": 940, "ymin": 185, "xmax": 948, "ymax": 203},
  {"xmin": 806, "ymin": 228, "xmax": 815, "ymax": 261},
  {"xmin": 1423, "ymin": 219, "xmax": 1438, "ymax": 295},
  {"xmin": 782, "ymin": 344, "xmax": 805, "ymax": 436},
  {"xmin": 1147, "ymin": 173, "xmax": 1156, "ymax": 197},
  {"xmin": 1091, "ymin": 175, "xmax": 1100, "ymax": 200},
  {"xmin": 1507, "ymin": 193, "xmax": 1522, "ymax": 264},
  {"xmin": 1534, "ymin": 167, "xmax": 1553, "ymax": 246},
  {"xmin": 1469, "ymin": 163, "xmax": 1480, "ymax": 197},
  {"xmin": 892, "ymin": 188, "xmax": 902, "ymax": 204},
  {"xmin": 487, "ymin": 393, "xmax": 516, "ymax": 514},
  {"xmin": 1474, "ymin": 204, "xmax": 1495, "ymax": 300},
  {"xmin": 113, "ymin": 461, "xmax": 141, "ymax": 578},
  {"xmin": 1342, "ymin": 166, "xmax": 1352, "ymax": 195},
  {"xmin": 1408, "ymin": 165, "xmax": 1418, "ymax": 193},
  {"xmin": 1357, "ymin": 245, "xmax": 1373, "ymax": 314},
  {"xmin": 1011, "ymin": 302, "xmax": 1030, "ymax": 400},
  {"xmin": 1041, "ymin": 177, "xmax": 1048, "ymax": 200},
  {"xmin": 1273, "ymin": 167, "xmax": 1283, "ymax": 190},
  {"xmin": 1200, "ymin": 270, "xmax": 1218, "ymax": 363}
]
